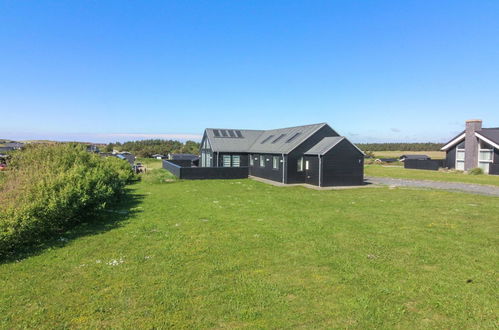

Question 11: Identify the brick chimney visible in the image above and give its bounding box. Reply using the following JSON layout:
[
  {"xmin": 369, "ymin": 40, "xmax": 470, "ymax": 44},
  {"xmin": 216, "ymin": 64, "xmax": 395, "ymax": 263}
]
[{"xmin": 464, "ymin": 119, "xmax": 482, "ymax": 170}]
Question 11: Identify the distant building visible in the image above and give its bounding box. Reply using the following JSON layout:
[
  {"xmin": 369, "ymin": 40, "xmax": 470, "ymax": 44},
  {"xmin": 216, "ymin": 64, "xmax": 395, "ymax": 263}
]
[
  {"xmin": 399, "ymin": 154, "xmax": 431, "ymax": 161},
  {"xmin": 441, "ymin": 119, "xmax": 499, "ymax": 175}
]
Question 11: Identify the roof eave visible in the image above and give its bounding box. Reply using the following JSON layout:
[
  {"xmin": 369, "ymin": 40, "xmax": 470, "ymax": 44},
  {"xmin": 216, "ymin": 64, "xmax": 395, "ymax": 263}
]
[
  {"xmin": 475, "ymin": 132, "xmax": 499, "ymax": 149},
  {"xmin": 441, "ymin": 133, "xmax": 465, "ymax": 151}
]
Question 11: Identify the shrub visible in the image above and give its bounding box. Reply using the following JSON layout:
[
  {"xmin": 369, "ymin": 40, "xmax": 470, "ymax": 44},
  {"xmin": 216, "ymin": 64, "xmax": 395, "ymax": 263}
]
[
  {"xmin": 0, "ymin": 144, "xmax": 134, "ymax": 258},
  {"xmin": 468, "ymin": 168, "xmax": 484, "ymax": 175}
]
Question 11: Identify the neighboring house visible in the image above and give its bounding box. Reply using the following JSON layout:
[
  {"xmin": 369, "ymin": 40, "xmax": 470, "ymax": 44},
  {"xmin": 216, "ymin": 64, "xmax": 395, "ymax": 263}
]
[
  {"xmin": 4, "ymin": 142, "xmax": 24, "ymax": 150},
  {"xmin": 199, "ymin": 123, "xmax": 364, "ymax": 186},
  {"xmin": 0, "ymin": 147, "xmax": 14, "ymax": 153},
  {"xmin": 151, "ymin": 154, "xmax": 166, "ymax": 160},
  {"xmin": 168, "ymin": 153, "xmax": 200, "ymax": 166},
  {"xmin": 86, "ymin": 145, "xmax": 100, "ymax": 153},
  {"xmin": 441, "ymin": 119, "xmax": 499, "ymax": 175},
  {"xmin": 399, "ymin": 154, "xmax": 431, "ymax": 161}
]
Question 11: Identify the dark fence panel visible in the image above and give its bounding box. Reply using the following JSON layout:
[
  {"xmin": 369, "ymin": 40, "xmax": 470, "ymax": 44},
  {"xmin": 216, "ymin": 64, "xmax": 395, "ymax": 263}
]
[
  {"xmin": 490, "ymin": 164, "xmax": 499, "ymax": 175},
  {"xmin": 181, "ymin": 167, "xmax": 249, "ymax": 180},
  {"xmin": 163, "ymin": 160, "xmax": 248, "ymax": 180},
  {"xmin": 162, "ymin": 160, "xmax": 182, "ymax": 177},
  {"xmin": 168, "ymin": 159, "xmax": 192, "ymax": 167},
  {"xmin": 404, "ymin": 159, "xmax": 445, "ymax": 171}
]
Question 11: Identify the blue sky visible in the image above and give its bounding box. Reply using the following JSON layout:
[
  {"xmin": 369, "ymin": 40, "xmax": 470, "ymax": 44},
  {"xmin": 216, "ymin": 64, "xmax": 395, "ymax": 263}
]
[{"xmin": 1, "ymin": 1, "xmax": 498, "ymax": 143}]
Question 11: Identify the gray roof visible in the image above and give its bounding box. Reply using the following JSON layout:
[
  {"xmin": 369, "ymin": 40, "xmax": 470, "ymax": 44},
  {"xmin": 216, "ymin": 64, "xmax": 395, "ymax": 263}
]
[
  {"xmin": 205, "ymin": 123, "xmax": 331, "ymax": 154},
  {"xmin": 477, "ymin": 128, "xmax": 499, "ymax": 145},
  {"xmin": 248, "ymin": 123, "xmax": 328, "ymax": 154},
  {"xmin": 205, "ymin": 129, "xmax": 264, "ymax": 153},
  {"xmin": 400, "ymin": 154, "xmax": 431, "ymax": 160},
  {"xmin": 304, "ymin": 136, "xmax": 345, "ymax": 155}
]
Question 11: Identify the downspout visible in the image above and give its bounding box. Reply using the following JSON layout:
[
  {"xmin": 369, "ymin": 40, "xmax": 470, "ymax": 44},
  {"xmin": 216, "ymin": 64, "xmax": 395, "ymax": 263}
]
[
  {"xmin": 282, "ymin": 153, "xmax": 285, "ymax": 184},
  {"xmin": 318, "ymin": 154, "xmax": 321, "ymax": 187}
]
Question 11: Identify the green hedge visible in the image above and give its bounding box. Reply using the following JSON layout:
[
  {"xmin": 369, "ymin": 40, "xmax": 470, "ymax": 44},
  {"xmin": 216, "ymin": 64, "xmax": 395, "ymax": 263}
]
[{"xmin": 0, "ymin": 144, "xmax": 134, "ymax": 258}]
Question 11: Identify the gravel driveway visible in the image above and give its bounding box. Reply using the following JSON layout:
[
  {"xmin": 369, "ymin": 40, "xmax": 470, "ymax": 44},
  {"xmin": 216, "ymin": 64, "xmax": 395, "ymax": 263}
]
[{"xmin": 366, "ymin": 176, "xmax": 499, "ymax": 197}]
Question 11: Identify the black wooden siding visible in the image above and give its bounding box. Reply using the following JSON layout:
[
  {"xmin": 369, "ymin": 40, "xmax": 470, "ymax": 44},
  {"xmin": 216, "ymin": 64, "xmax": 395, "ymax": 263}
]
[
  {"xmin": 249, "ymin": 154, "xmax": 284, "ymax": 182},
  {"xmin": 491, "ymin": 148, "xmax": 499, "ymax": 175},
  {"xmin": 286, "ymin": 125, "xmax": 338, "ymax": 184},
  {"xmin": 304, "ymin": 156, "xmax": 319, "ymax": 185},
  {"xmin": 163, "ymin": 160, "xmax": 248, "ymax": 179},
  {"xmin": 320, "ymin": 139, "xmax": 364, "ymax": 186},
  {"xmin": 215, "ymin": 152, "xmax": 249, "ymax": 167}
]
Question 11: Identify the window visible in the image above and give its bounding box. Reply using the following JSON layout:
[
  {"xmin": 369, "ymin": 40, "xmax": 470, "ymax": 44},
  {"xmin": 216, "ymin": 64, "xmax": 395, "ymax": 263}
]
[
  {"xmin": 206, "ymin": 154, "xmax": 211, "ymax": 167},
  {"xmin": 261, "ymin": 135, "xmax": 275, "ymax": 144},
  {"xmin": 297, "ymin": 157, "xmax": 304, "ymax": 172},
  {"xmin": 201, "ymin": 152, "xmax": 206, "ymax": 167},
  {"xmin": 260, "ymin": 155, "xmax": 265, "ymax": 167},
  {"xmin": 228, "ymin": 130, "xmax": 236, "ymax": 138},
  {"xmin": 235, "ymin": 130, "xmax": 243, "ymax": 138},
  {"xmin": 213, "ymin": 130, "xmax": 221, "ymax": 137},
  {"xmin": 305, "ymin": 160, "xmax": 309, "ymax": 170},
  {"xmin": 478, "ymin": 141, "xmax": 493, "ymax": 174},
  {"xmin": 286, "ymin": 132, "xmax": 301, "ymax": 143},
  {"xmin": 272, "ymin": 134, "xmax": 286, "ymax": 143},
  {"xmin": 250, "ymin": 155, "xmax": 254, "ymax": 166},
  {"xmin": 232, "ymin": 155, "xmax": 240, "ymax": 167},
  {"xmin": 456, "ymin": 147, "xmax": 465, "ymax": 171},
  {"xmin": 273, "ymin": 156, "xmax": 279, "ymax": 169},
  {"xmin": 223, "ymin": 155, "xmax": 231, "ymax": 167},
  {"xmin": 221, "ymin": 130, "xmax": 228, "ymax": 137}
]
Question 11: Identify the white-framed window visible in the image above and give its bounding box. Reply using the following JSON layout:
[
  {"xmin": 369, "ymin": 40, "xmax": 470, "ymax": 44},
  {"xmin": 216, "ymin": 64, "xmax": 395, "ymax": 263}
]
[
  {"xmin": 201, "ymin": 152, "xmax": 206, "ymax": 167},
  {"xmin": 272, "ymin": 156, "xmax": 279, "ymax": 169},
  {"xmin": 260, "ymin": 155, "xmax": 265, "ymax": 167},
  {"xmin": 305, "ymin": 160, "xmax": 309, "ymax": 170},
  {"xmin": 297, "ymin": 157, "xmax": 304, "ymax": 172},
  {"xmin": 478, "ymin": 141, "xmax": 493, "ymax": 174},
  {"xmin": 456, "ymin": 147, "xmax": 465, "ymax": 171},
  {"xmin": 206, "ymin": 154, "xmax": 211, "ymax": 167},
  {"xmin": 249, "ymin": 155, "xmax": 254, "ymax": 166},
  {"xmin": 223, "ymin": 155, "xmax": 231, "ymax": 167},
  {"xmin": 232, "ymin": 155, "xmax": 240, "ymax": 167}
]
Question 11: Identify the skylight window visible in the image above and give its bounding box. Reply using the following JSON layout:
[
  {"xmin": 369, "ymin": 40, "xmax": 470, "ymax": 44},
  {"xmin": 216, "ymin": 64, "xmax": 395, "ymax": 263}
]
[
  {"xmin": 272, "ymin": 134, "xmax": 286, "ymax": 143},
  {"xmin": 228, "ymin": 130, "xmax": 236, "ymax": 137},
  {"xmin": 213, "ymin": 130, "xmax": 221, "ymax": 137},
  {"xmin": 285, "ymin": 132, "xmax": 301, "ymax": 143},
  {"xmin": 261, "ymin": 135, "xmax": 275, "ymax": 144},
  {"xmin": 221, "ymin": 130, "xmax": 228, "ymax": 137},
  {"xmin": 235, "ymin": 130, "xmax": 243, "ymax": 138}
]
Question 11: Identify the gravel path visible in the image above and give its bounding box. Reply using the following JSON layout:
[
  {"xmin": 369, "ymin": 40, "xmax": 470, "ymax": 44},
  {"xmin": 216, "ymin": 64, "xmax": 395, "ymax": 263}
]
[{"xmin": 366, "ymin": 176, "xmax": 499, "ymax": 197}]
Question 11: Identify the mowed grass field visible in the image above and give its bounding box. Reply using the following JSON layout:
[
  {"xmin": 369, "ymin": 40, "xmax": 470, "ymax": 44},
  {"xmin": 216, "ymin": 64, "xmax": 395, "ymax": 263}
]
[
  {"xmin": 372, "ymin": 151, "xmax": 446, "ymax": 159},
  {"xmin": 1, "ymin": 172, "xmax": 498, "ymax": 328}
]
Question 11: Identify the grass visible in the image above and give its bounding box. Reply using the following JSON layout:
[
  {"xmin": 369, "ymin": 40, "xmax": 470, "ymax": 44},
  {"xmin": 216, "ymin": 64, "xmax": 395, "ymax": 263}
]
[
  {"xmin": 0, "ymin": 173, "xmax": 498, "ymax": 328},
  {"xmin": 136, "ymin": 157, "xmax": 163, "ymax": 169},
  {"xmin": 366, "ymin": 164, "xmax": 499, "ymax": 187},
  {"xmin": 372, "ymin": 151, "xmax": 445, "ymax": 159}
]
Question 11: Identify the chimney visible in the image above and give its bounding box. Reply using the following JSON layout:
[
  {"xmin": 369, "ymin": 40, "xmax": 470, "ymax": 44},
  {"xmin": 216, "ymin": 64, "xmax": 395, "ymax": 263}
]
[{"xmin": 464, "ymin": 119, "xmax": 482, "ymax": 170}]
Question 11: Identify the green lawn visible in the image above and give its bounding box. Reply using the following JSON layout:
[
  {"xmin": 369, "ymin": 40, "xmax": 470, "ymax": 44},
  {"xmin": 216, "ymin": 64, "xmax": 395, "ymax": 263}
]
[
  {"xmin": 136, "ymin": 157, "xmax": 163, "ymax": 169},
  {"xmin": 366, "ymin": 164, "xmax": 499, "ymax": 187},
  {"xmin": 1, "ymin": 173, "xmax": 498, "ymax": 328}
]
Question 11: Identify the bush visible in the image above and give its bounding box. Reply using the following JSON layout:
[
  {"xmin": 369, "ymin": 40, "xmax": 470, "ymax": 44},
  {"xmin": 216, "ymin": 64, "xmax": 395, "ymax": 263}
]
[
  {"xmin": 468, "ymin": 168, "xmax": 484, "ymax": 175},
  {"xmin": 0, "ymin": 144, "xmax": 134, "ymax": 258}
]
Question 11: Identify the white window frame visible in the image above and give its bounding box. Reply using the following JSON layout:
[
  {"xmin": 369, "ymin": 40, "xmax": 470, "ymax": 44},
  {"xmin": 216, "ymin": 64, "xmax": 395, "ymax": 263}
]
[
  {"xmin": 478, "ymin": 143, "xmax": 493, "ymax": 174},
  {"xmin": 249, "ymin": 154, "xmax": 254, "ymax": 166},
  {"xmin": 272, "ymin": 156, "xmax": 279, "ymax": 170},
  {"xmin": 223, "ymin": 155, "xmax": 231, "ymax": 167},
  {"xmin": 305, "ymin": 160, "xmax": 309, "ymax": 170},
  {"xmin": 455, "ymin": 147, "xmax": 465, "ymax": 171},
  {"xmin": 260, "ymin": 155, "xmax": 265, "ymax": 167},
  {"xmin": 206, "ymin": 154, "xmax": 211, "ymax": 167},
  {"xmin": 232, "ymin": 155, "xmax": 240, "ymax": 167},
  {"xmin": 297, "ymin": 157, "xmax": 304, "ymax": 172}
]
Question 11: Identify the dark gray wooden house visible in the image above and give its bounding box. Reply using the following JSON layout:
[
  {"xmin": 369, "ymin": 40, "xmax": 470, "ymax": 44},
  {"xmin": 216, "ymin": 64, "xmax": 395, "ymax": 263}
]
[
  {"xmin": 441, "ymin": 119, "xmax": 499, "ymax": 175},
  {"xmin": 199, "ymin": 123, "xmax": 364, "ymax": 186}
]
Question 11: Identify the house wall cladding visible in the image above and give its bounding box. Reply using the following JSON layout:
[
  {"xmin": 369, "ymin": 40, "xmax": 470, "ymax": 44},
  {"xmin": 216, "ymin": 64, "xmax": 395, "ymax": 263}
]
[
  {"xmin": 215, "ymin": 152, "xmax": 249, "ymax": 167},
  {"xmin": 287, "ymin": 125, "xmax": 338, "ymax": 184},
  {"xmin": 321, "ymin": 139, "xmax": 364, "ymax": 186},
  {"xmin": 249, "ymin": 154, "xmax": 284, "ymax": 183},
  {"xmin": 446, "ymin": 147, "xmax": 457, "ymax": 169},
  {"xmin": 304, "ymin": 156, "xmax": 319, "ymax": 186}
]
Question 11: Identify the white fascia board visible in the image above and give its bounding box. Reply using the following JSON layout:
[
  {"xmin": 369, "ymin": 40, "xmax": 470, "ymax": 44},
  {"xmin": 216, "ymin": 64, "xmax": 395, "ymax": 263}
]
[
  {"xmin": 475, "ymin": 132, "xmax": 499, "ymax": 150},
  {"xmin": 441, "ymin": 133, "xmax": 465, "ymax": 151}
]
